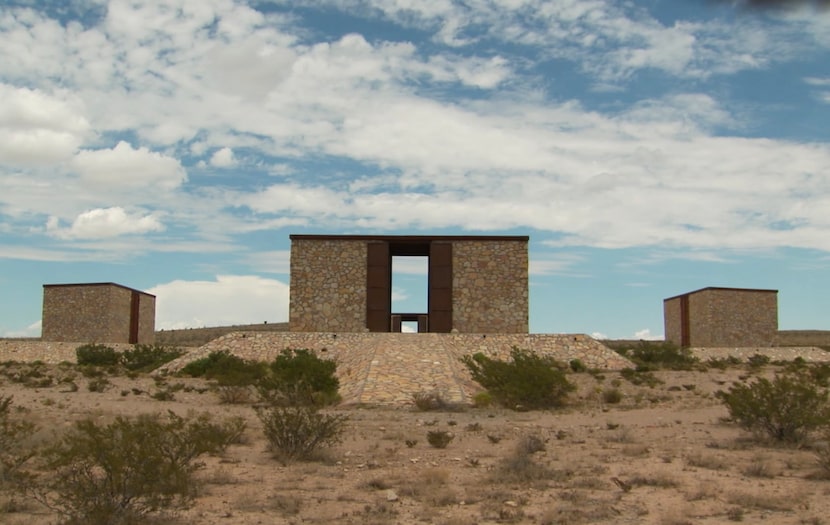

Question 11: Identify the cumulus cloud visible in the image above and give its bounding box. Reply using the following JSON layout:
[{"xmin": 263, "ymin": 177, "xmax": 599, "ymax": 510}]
[
  {"xmin": 147, "ymin": 275, "xmax": 289, "ymax": 329},
  {"xmin": 634, "ymin": 329, "xmax": 664, "ymax": 340},
  {"xmin": 46, "ymin": 207, "xmax": 164, "ymax": 239},
  {"xmin": 209, "ymin": 147, "xmax": 237, "ymax": 167},
  {"xmin": 0, "ymin": 84, "xmax": 89, "ymax": 165},
  {"xmin": 71, "ymin": 141, "xmax": 187, "ymax": 189}
]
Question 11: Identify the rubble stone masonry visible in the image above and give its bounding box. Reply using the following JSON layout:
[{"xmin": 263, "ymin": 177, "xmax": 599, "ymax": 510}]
[
  {"xmin": 289, "ymin": 239, "xmax": 367, "ymax": 332},
  {"xmin": 664, "ymin": 287, "xmax": 778, "ymax": 347},
  {"xmin": 452, "ymin": 240, "xmax": 528, "ymax": 333},
  {"xmin": 41, "ymin": 283, "xmax": 155, "ymax": 344}
]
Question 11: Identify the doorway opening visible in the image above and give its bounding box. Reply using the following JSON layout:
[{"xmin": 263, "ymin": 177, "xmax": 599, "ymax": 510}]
[{"xmin": 391, "ymin": 255, "xmax": 428, "ymax": 315}]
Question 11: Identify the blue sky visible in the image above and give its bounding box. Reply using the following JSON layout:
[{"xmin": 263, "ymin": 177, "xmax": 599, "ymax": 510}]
[{"xmin": 1, "ymin": 0, "xmax": 829, "ymax": 339}]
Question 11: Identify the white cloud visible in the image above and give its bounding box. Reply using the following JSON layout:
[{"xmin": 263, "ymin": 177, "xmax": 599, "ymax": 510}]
[
  {"xmin": 1, "ymin": 320, "xmax": 41, "ymax": 338},
  {"xmin": 591, "ymin": 331, "xmax": 608, "ymax": 340},
  {"xmin": 0, "ymin": 84, "xmax": 89, "ymax": 165},
  {"xmin": 209, "ymin": 147, "xmax": 237, "ymax": 167},
  {"xmin": 634, "ymin": 328, "xmax": 663, "ymax": 340},
  {"xmin": 71, "ymin": 141, "xmax": 187, "ymax": 190},
  {"xmin": 46, "ymin": 207, "xmax": 165, "ymax": 239},
  {"xmin": 147, "ymin": 275, "xmax": 289, "ymax": 329}
]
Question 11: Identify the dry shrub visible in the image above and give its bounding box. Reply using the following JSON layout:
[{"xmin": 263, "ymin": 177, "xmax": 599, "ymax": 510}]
[
  {"xmin": 726, "ymin": 490, "xmax": 794, "ymax": 511},
  {"xmin": 257, "ymin": 404, "xmax": 347, "ymax": 465},
  {"xmin": 684, "ymin": 452, "xmax": 728, "ymax": 470},
  {"xmin": 426, "ymin": 430, "xmax": 454, "ymax": 449},
  {"xmin": 33, "ymin": 412, "xmax": 242, "ymax": 525},
  {"xmin": 742, "ymin": 455, "xmax": 780, "ymax": 478}
]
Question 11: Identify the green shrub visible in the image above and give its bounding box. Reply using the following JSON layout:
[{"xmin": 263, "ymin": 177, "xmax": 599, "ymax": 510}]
[
  {"xmin": 618, "ymin": 341, "xmax": 698, "ymax": 371},
  {"xmin": 461, "ymin": 348, "xmax": 575, "ymax": 410},
  {"xmin": 746, "ymin": 353, "xmax": 771, "ymax": 369},
  {"xmin": 75, "ymin": 344, "xmax": 120, "ymax": 367},
  {"xmin": 257, "ymin": 349, "xmax": 340, "ymax": 406},
  {"xmin": 86, "ymin": 377, "xmax": 111, "ymax": 393},
  {"xmin": 569, "ymin": 359, "xmax": 588, "ymax": 373},
  {"xmin": 426, "ymin": 430, "xmax": 454, "ymax": 449},
  {"xmin": 602, "ymin": 388, "xmax": 623, "ymax": 404},
  {"xmin": 717, "ymin": 371, "xmax": 830, "ymax": 443},
  {"xmin": 121, "ymin": 344, "xmax": 184, "ymax": 372},
  {"xmin": 620, "ymin": 368, "xmax": 664, "ymax": 388},
  {"xmin": 256, "ymin": 405, "xmax": 347, "ymax": 465},
  {"xmin": 33, "ymin": 412, "xmax": 241, "ymax": 524},
  {"xmin": 180, "ymin": 351, "xmax": 265, "ymax": 387},
  {"xmin": 472, "ymin": 391, "xmax": 493, "ymax": 408}
]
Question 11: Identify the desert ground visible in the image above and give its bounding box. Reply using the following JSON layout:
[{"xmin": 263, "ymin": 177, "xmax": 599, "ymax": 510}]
[{"xmin": 1, "ymin": 355, "xmax": 830, "ymax": 525}]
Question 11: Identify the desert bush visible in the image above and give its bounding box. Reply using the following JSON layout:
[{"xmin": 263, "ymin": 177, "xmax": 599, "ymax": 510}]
[
  {"xmin": 87, "ymin": 377, "xmax": 111, "ymax": 393},
  {"xmin": 75, "ymin": 344, "xmax": 120, "ymax": 367},
  {"xmin": 602, "ymin": 388, "xmax": 623, "ymax": 404},
  {"xmin": 746, "ymin": 353, "xmax": 771, "ymax": 369},
  {"xmin": 216, "ymin": 385, "xmax": 253, "ymax": 404},
  {"xmin": 0, "ymin": 396, "xmax": 36, "ymax": 487},
  {"xmin": 257, "ymin": 349, "xmax": 340, "ymax": 406},
  {"xmin": 121, "ymin": 344, "xmax": 184, "ymax": 372},
  {"xmin": 569, "ymin": 359, "xmax": 587, "ymax": 373},
  {"xmin": 426, "ymin": 430, "xmax": 454, "ymax": 449},
  {"xmin": 717, "ymin": 370, "xmax": 830, "ymax": 443},
  {"xmin": 180, "ymin": 351, "xmax": 265, "ymax": 385},
  {"xmin": 256, "ymin": 404, "xmax": 347, "ymax": 465},
  {"xmin": 706, "ymin": 356, "xmax": 742, "ymax": 370},
  {"xmin": 616, "ymin": 341, "xmax": 698, "ymax": 371},
  {"xmin": 472, "ymin": 391, "xmax": 493, "ymax": 408},
  {"xmin": 619, "ymin": 368, "xmax": 664, "ymax": 388},
  {"xmin": 412, "ymin": 391, "xmax": 448, "ymax": 411},
  {"xmin": 34, "ymin": 412, "xmax": 242, "ymax": 525},
  {"xmin": 461, "ymin": 348, "xmax": 575, "ymax": 410}
]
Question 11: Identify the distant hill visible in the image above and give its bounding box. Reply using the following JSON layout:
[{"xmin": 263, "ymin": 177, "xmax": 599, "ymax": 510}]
[{"xmin": 154, "ymin": 322, "xmax": 289, "ymax": 347}]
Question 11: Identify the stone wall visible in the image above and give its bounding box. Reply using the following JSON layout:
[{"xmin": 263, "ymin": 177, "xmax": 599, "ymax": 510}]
[
  {"xmin": 665, "ymin": 288, "xmax": 777, "ymax": 347},
  {"xmin": 41, "ymin": 283, "xmax": 155, "ymax": 344},
  {"xmin": 289, "ymin": 239, "xmax": 367, "ymax": 332},
  {"xmin": 452, "ymin": 240, "xmax": 528, "ymax": 333}
]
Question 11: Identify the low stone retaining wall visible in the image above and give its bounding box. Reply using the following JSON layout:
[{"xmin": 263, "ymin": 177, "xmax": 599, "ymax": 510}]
[
  {"xmin": 691, "ymin": 347, "xmax": 830, "ymax": 363},
  {"xmin": 0, "ymin": 340, "xmax": 135, "ymax": 364}
]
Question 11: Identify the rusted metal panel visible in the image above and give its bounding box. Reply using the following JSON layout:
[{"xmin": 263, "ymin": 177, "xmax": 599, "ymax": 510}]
[
  {"xmin": 428, "ymin": 242, "xmax": 453, "ymax": 333},
  {"xmin": 366, "ymin": 242, "xmax": 391, "ymax": 332},
  {"xmin": 129, "ymin": 291, "xmax": 140, "ymax": 344}
]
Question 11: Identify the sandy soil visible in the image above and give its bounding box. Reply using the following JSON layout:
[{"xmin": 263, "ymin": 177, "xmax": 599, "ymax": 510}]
[{"xmin": 2, "ymin": 363, "xmax": 829, "ymax": 525}]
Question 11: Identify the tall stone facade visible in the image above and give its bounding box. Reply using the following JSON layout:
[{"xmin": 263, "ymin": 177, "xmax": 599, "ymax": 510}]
[
  {"xmin": 42, "ymin": 283, "xmax": 156, "ymax": 344},
  {"xmin": 289, "ymin": 235, "xmax": 528, "ymax": 333},
  {"xmin": 664, "ymin": 287, "xmax": 778, "ymax": 347},
  {"xmin": 452, "ymin": 240, "xmax": 528, "ymax": 333},
  {"xmin": 289, "ymin": 238, "xmax": 368, "ymax": 332}
]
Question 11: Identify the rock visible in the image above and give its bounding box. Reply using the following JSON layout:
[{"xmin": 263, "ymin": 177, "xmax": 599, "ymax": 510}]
[{"xmin": 385, "ymin": 489, "xmax": 398, "ymax": 502}]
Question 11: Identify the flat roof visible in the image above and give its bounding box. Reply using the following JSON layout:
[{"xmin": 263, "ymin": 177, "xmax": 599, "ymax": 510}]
[
  {"xmin": 43, "ymin": 282, "xmax": 155, "ymax": 298},
  {"xmin": 664, "ymin": 286, "xmax": 778, "ymax": 302},
  {"xmin": 290, "ymin": 234, "xmax": 529, "ymax": 242}
]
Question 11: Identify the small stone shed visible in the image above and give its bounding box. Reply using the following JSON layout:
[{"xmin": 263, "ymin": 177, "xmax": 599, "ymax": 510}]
[
  {"xmin": 663, "ymin": 287, "xmax": 778, "ymax": 347},
  {"xmin": 289, "ymin": 234, "xmax": 529, "ymax": 333},
  {"xmin": 41, "ymin": 283, "xmax": 156, "ymax": 344}
]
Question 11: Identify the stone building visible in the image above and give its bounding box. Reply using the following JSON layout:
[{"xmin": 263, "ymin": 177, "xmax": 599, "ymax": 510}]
[
  {"xmin": 42, "ymin": 283, "xmax": 156, "ymax": 344},
  {"xmin": 289, "ymin": 235, "xmax": 529, "ymax": 333},
  {"xmin": 663, "ymin": 287, "xmax": 778, "ymax": 347}
]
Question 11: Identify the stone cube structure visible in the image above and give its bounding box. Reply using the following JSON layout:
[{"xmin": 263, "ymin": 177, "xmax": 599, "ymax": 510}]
[
  {"xmin": 664, "ymin": 287, "xmax": 778, "ymax": 347},
  {"xmin": 42, "ymin": 283, "xmax": 156, "ymax": 344},
  {"xmin": 289, "ymin": 235, "xmax": 528, "ymax": 333}
]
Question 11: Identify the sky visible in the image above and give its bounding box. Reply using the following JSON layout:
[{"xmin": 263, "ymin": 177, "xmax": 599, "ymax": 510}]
[{"xmin": 1, "ymin": 0, "xmax": 829, "ymax": 340}]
